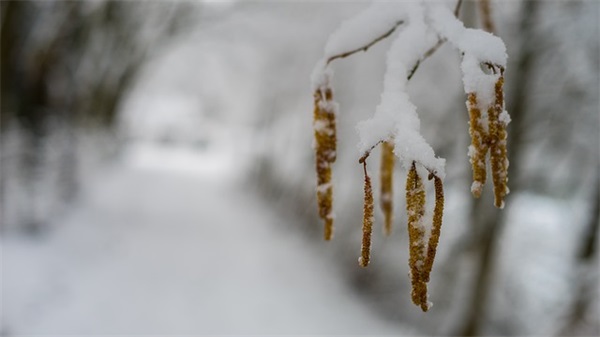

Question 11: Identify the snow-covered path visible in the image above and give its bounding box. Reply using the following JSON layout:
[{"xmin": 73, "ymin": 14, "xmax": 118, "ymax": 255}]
[{"xmin": 3, "ymin": 145, "xmax": 404, "ymax": 336}]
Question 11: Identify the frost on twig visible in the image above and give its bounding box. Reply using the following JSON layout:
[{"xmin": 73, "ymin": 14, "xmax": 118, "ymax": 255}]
[{"xmin": 310, "ymin": 0, "xmax": 508, "ymax": 311}]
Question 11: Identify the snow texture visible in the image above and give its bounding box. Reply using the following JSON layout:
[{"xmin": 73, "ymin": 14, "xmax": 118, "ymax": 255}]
[
  {"xmin": 428, "ymin": 3, "xmax": 507, "ymax": 109},
  {"xmin": 2, "ymin": 145, "xmax": 404, "ymax": 335},
  {"xmin": 324, "ymin": 2, "xmax": 405, "ymax": 61},
  {"xmin": 310, "ymin": 59, "xmax": 332, "ymax": 91},
  {"xmin": 355, "ymin": 2, "xmax": 445, "ymax": 177}
]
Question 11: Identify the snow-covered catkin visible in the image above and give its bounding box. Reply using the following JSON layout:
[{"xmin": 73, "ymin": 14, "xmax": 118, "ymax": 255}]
[
  {"xmin": 422, "ymin": 174, "xmax": 444, "ymax": 283},
  {"xmin": 359, "ymin": 161, "xmax": 374, "ymax": 267},
  {"xmin": 406, "ymin": 162, "xmax": 428, "ymax": 311},
  {"xmin": 380, "ymin": 141, "xmax": 395, "ymax": 236},
  {"xmin": 467, "ymin": 93, "xmax": 488, "ymax": 198},
  {"xmin": 489, "ymin": 75, "xmax": 509, "ymax": 208},
  {"xmin": 313, "ymin": 87, "xmax": 337, "ymax": 240}
]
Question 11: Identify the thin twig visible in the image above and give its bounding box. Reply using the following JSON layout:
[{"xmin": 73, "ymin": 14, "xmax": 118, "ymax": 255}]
[
  {"xmin": 326, "ymin": 21, "xmax": 404, "ymax": 65},
  {"xmin": 408, "ymin": 0, "xmax": 463, "ymax": 80},
  {"xmin": 359, "ymin": 140, "xmax": 382, "ymax": 164},
  {"xmin": 359, "ymin": 0, "xmax": 465, "ymax": 169}
]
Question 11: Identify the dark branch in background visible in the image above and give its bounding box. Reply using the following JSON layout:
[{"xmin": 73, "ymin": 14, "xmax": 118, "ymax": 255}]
[
  {"xmin": 479, "ymin": 0, "xmax": 496, "ymax": 33},
  {"xmin": 326, "ymin": 21, "xmax": 404, "ymax": 65},
  {"xmin": 455, "ymin": 0, "xmax": 464, "ymax": 17},
  {"xmin": 0, "ymin": 1, "xmax": 192, "ymax": 234},
  {"xmin": 461, "ymin": 0, "xmax": 531, "ymax": 335}
]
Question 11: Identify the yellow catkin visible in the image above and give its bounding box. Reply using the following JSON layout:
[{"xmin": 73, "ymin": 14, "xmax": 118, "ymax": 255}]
[
  {"xmin": 406, "ymin": 162, "xmax": 428, "ymax": 311},
  {"xmin": 314, "ymin": 87, "xmax": 337, "ymax": 240},
  {"xmin": 422, "ymin": 175, "xmax": 444, "ymax": 283},
  {"xmin": 359, "ymin": 161, "xmax": 374, "ymax": 267},
  {"xmin": 467, "ymin": 93, "xmax": 488, "ymax": 198},
  {"xmin": 380, "ymin": 141, "xmax": 395, "ymax": 236},
  {"xmin": 489, "ymin": 75, "xmax": 509, "ymax": 208}
]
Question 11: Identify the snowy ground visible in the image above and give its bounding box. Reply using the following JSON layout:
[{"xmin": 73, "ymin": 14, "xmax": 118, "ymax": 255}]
[{"xmin": 2, "ymin": 143, "xmax": 406, "ymax": 336}]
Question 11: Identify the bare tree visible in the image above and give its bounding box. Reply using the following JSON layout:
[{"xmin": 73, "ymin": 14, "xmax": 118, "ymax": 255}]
[{"xmin": 1, "ymin": 1, "xmax": 194, "ymax": 233}]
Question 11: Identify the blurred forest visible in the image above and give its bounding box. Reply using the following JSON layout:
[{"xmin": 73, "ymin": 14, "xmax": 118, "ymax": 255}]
[{"xmin": 1, "ymin": 1, "xmax": 598, "ymax": 336}]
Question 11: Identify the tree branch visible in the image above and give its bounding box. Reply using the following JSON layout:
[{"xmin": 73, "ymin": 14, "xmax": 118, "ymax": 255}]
[
  {"xmin": 353, "ymin": 0, "xmax": 464, "ymax": 174},
  {"xmin": 407, "ymin": 0, "xmax": 463, "ymax": 80},
  {"xmin": 326, "ymin": 20, "xmax": 404, "ymax": 65}
]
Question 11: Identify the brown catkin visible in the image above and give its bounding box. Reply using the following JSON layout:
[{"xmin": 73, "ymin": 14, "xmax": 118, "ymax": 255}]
[
  {"xmin": 359, "ymin": 161, "xmax": 374, "ymax": 267},
  {"xmin": 422, "ymin": 175, "xmax": 444, "ymax": 283},
  {"xmin": 489, "ymin": 75, "xmax": 509, "ymax": 208},
  {"xmin": 380, "ymin": 141, "xmax": 395, "ymax": 236},
  {"xmin": 406, "ymin": 162, "xmax": 428, "ymax": 311},
  {"xmin": 467, "ymin": 93, "xmax": 488, "ymax": 198},
  {"xmin": 314, "ymin": 87, "xmax": 337, "ymax": 240}
]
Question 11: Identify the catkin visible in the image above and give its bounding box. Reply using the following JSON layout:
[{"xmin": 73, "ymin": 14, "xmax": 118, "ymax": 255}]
[
  {"xmin": 406, "ymin": 162, "xmax": 428, "ymax": 311},
  {"xmin": 467, "ymin": 93, "xmax": 488, "ymax": 198},
  {"xmin": 359, "ymin": 161, "xmax": 374, "ymax": 267},
  {"xmin": 314, "ymin": 87, "xmax": 337, "ymax": 240},
  {"xmin": 380, "ymin": 141, "xmax": 395, "ymax": 236},
  {"xmin": 489, "ymin": 75, "xmax": 509, "ymax": 208},
  {"xmin": 422, "ymin": 175, "xmax": 444, "ymax": 283}
]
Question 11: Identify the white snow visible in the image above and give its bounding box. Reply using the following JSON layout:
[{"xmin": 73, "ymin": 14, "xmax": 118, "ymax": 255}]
[
  {"xmin": 355, "ymin": 3, "xmax": 445, "ymax": 177},
  {"xmin": 310, "ymin": 59, "xmax": 332, "ymax": 91},
  {"xmin": 492, "ymin": 193, "xmax": 591, "ymax": 335},
  {"xmin": 428, "ymin": 3, "xmax": 507, "ymax": 109},
  {"xmin": 499, "ymin": 110, "xmax": 511, "ymax": 125},
  {"xmin": 2, "ymin": 145, "xmax": 404, "ymax": 335},
  {"xmin": 428, "ymin": 4, "xmax": 507, "ymax": 66}
]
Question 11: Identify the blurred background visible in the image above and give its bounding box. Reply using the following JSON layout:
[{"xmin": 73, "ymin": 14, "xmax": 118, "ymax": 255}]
[{"xmin": 1, "ymin": 1, "xmax": 598, "ymax": 336}]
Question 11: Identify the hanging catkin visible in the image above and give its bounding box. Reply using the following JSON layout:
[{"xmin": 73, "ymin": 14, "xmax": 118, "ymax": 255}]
[
  {"xmin": 467, "ymin": 93, "xmax": 488, "ymax": 198},
  {"xmin": 406, "ymin": 162, "xmax": 428, "ymax": 311},
  {"xmin": 313, "ymin": 86, "xmax": 337, "ymax": 240},
  {"xmin": 489, "ymin": 74, "xmax": 509, "ymax": 208},
  {"xmin": 422, "ymin": 175, "xmax": 444, "ymax": 283},
  {"xmin": 380, "ymin": 141, "xmax": 395, "ymax": 236},
  {"xmin": 359, "ymin": 160, "xmax": 374, "ymax": 267},
  {"xmin": 309, "ymin": 0, "xmax": 510, "ymax": 312}
]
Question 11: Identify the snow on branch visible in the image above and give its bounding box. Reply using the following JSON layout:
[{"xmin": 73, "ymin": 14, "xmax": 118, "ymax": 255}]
[
  {"xmin": 309, "ymin": 0, "xmax": 509, "ymax": 311},
  {"xmin": 356, "ymin": 2, "xmax": 444, "ymax": 177},
  {"xmin": 429, "ymin": 3, "xmax": 509, "ymax": 207}
]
